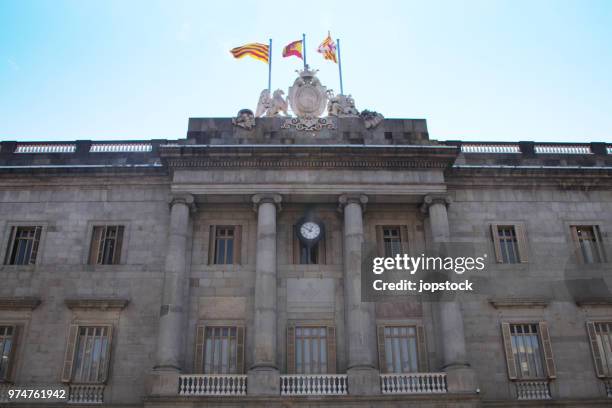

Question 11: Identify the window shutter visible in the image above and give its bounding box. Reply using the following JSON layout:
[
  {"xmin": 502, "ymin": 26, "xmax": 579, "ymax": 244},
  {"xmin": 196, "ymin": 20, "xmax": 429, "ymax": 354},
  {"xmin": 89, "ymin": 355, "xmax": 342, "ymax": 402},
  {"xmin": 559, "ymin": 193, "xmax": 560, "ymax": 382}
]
[
  {"xmin": 61, "ymin": 324, "xmax": 79, "ymax": 383},
  {"xmin": 237, "ymin": 326, "xmax": 245, "ymax": 374},
  {"xmin": 400, "ymin": 226, "xmax": 409, "ymax": 254},
  {"xmin": 586, "ymin": 322, "xmax": 606, "ymax": 378},
  {"xmin": 286, "ymin": 325, "xmax": 295, "ymax": 374},
  {"xmin": 326, "ymin": 326, "xmax": 336, "ymax": 374},
  {"xmin": 100, "ymin": 325, "xmax": 113, "ymax": 383},
  {"xmin": 5, "ymin": 226, "xmax": 17, "ymax": 264},
  {"xmin": 516, "ymin": 224, "xmax": 529, "ymax": 263},
  {"xmin": 114, "ymin": 226, "xmax": 124, "ymax": 264},
  {"xmin": 594, "ymin": 226, "xmax": 607, "ymax": 262},
  {"xmin": 416, "ymin": 324, "xmax": 428, "ymax": 371},
  {"xmin": 30, "ymin": 226, "xmax": 42, "ymax": 265},
  {"xmin": 194, "ymin": 325, "xmax": 205, "ymax": 374},
  {"xmin": 538, "ymin": 321, "xmax": 556, "ymax": 379},
  {"xmin": 89, "ymin": 227, "xmax": 103, "ymax": 264},
  {"xmin": 234, "ymin": 225, "xmax": 242, "ymax": 265},
  {"xmin": 569, "ymin": 226, "xmax": 583, "ymax": 263},
  {"xmin": 319, "ymin": 235, "xmax": 327, "ymax": 265},
  {"xmin": 208, "ymin": 225, "xmax": 216, "ymax": 265},
  {"xmin": 376, "ymin": 226, "xmax": 384, "ymax": 257},
  {"xmin": 4, "ymin": 325, "xmax": 20, "ymax": 382},
  {"xmin": 377, "ymin": 325, "xmax": 386, "ymax": 373},
  {"xmin": 500, "ymin": 322, "xmax": 517, "ymax": 380},
  {"xmin": 491, "ymin": 224, "xmax": 503, "ymax": 263},
  {"xmin": 292, "ymin": 226, "xmax": 300, "ymax": 264}
]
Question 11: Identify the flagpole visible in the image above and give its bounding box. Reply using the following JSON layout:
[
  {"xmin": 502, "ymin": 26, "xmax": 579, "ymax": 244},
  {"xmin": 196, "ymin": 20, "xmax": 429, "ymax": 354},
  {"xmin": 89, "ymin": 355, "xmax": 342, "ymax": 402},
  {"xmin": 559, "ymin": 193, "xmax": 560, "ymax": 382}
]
[
  {"xmin": 302, "ymin": 33, "xmax": 307, "ymax": 69},
  {"xmin": 268, "ymin": 38, "xmax": 272, "ymax": 92},
  {"xmin": 337, "ymin": 38, "xmax": 344, "ymax": 94}
]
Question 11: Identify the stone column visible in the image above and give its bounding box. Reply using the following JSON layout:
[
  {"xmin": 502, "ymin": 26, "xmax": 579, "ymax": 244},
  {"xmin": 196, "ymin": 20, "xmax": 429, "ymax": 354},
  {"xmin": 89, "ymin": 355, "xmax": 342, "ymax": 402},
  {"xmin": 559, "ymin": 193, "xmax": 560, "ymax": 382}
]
[
  {"xmin": 338, "ymin": 194, "xmax": 380, "ymax": 395},
  {"xmin": 421, "ymin": 194, "xmax": 477, "ymax": 393},
  {"xmin": 149, "ymin": 194, "xmax": 194, "ymax": 395},
  {"xmin": 248, "ymin": 193, "xmax": 282, "ymax": 395}
]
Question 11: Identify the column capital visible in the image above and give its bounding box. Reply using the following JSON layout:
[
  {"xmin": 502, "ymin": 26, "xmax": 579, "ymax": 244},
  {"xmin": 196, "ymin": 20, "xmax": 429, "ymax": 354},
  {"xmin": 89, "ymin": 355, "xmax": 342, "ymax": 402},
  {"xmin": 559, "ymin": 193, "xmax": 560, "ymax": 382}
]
[
  {"xmin": 337, "ymin": 194, "xmax": 368, "ymax": 212},
  {"xmin": 252, "ymin": 193, "xmax": 282, "ymax": 212},
  {"xmin": 168, "ymin": 193, "xmax": 196, "ymax": 212},
  {"xmin": 420, "ymin": 193, "xmax": 452, "ymax": 214}
]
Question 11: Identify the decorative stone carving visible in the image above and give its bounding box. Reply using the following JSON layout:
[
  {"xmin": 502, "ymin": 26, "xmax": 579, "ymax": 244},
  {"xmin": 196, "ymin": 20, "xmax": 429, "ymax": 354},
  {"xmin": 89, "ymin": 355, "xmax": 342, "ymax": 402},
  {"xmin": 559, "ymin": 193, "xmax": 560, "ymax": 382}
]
[
  {"xmin": 327, "ymin": 91, "xmax": 359, "ymax": 117},
  {"xmin": 280, "ymin": 117, "xmax": 335, "ymax": 131},
  {"xmin": 360, "ymin": 109, "xmax": 384, "ymax": 129},
  {"xmin": 0, "ymin": 296, "xmax": 41, "ymax": 310},
  {"xmin": 287, "ymin": 66, "xmax": 328, "ymax": 118},
  {"xmin": 65, "ymin": 298, "xmax": 129, "ymax": 311},
  {"xmin": 255, "ymin": 89, "xmax": 289, "ymax": 117},
  {"xmin": 232, "ymin": 109, "xmax": 256, "ymax": 130}
]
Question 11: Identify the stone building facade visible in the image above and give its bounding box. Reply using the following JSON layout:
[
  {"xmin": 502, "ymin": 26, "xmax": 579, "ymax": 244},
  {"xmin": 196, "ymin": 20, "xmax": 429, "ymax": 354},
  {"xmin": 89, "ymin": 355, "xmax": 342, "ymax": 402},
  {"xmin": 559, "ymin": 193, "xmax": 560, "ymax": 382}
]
[{"xmin": 0, "ymin": 116, "xmax": 611, "ymax": 407}]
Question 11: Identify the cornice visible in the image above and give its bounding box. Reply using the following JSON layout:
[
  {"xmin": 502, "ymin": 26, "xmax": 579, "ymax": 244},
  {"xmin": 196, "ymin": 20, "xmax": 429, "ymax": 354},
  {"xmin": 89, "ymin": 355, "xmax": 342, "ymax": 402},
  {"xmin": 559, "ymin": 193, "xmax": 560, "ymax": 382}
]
[
  {"xmin": 576, "ymin": 297, "xmax": 612, "ymax": 307},
  {"xmin": 489, "ymin": 297, "xmax": 550, "ymax": 309},
  {"xmin": 65, "ymin": 298, "xmax": 129, "ymax": 311},
  {"xmin": 0, "ymin": 296, "xmax": 41, "ymax": 310}
]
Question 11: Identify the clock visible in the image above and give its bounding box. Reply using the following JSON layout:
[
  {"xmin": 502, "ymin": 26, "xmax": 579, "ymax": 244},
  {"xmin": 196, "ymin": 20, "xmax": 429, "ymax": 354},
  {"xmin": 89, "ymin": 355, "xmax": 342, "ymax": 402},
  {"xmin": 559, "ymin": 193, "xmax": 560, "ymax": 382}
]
[{"xmin": 296, "ymin": 217, "xmax": 324, "ymax": 246}]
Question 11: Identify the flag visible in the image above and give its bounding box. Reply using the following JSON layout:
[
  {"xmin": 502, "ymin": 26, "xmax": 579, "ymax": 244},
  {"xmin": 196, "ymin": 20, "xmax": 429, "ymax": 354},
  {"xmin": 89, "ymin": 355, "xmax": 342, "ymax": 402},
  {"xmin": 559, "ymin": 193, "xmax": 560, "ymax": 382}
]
[
  {"xmin": 230, "ymin": 43, "xmax": 269, "ymax": 63},
  {"xmin": 317, "ymin": 32, "xmax": 337, "ymax": 63},
  {"xmin": 282, "ymin": 40, "xmax": 303, "ymax": 60}
]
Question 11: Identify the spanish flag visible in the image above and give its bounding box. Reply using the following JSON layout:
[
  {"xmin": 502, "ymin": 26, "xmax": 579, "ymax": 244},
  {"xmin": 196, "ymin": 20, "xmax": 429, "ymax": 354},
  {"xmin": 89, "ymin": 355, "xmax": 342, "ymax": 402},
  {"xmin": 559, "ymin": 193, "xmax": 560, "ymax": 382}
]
[
  {"xmin": 317, "ymin": 32, "xmax": 337, "ymax": 63},
  {"xmin": 282, "ymin": 40, "xmax": 303, "ymax": 60},
  {"xmin": 230, "ymin": 43, "xmax": 269, "ymax": 63}
]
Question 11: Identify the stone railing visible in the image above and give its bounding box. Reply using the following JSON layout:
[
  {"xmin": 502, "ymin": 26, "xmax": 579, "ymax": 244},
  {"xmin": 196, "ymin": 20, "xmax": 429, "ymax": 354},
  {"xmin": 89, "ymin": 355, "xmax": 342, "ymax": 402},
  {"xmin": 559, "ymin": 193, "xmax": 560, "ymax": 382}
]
[
  {"xmin": 90, "ymin": 143, "xmax": 153, "ymax": 153},
  {"xmin": 15, "ymin": 143, "xmax": 76, "ymax": 153},
  {"xmin": 178, "ymin": 374, "xmax": 247, "ymax": 396},
  {"xmin": 380, "ymin": 373, "xmax": 447, "ymax": 394},
  {"xmin": 515, "ymin": 380, "xmax": 551, "ymax": 400},
  {"xmin": 280, "ymin": 374, "xmax": 348, "ymax": 396},
  {"xmin": 461, "ymin": 144, "xmax": 520, "ymax": 154},
  {"xmin": 534, "ymin": 144, "xmax": 591, "ymax": 154},
  {"xmin": 68, "ymin": 384, "xmax": 105, "ymax": 404}
]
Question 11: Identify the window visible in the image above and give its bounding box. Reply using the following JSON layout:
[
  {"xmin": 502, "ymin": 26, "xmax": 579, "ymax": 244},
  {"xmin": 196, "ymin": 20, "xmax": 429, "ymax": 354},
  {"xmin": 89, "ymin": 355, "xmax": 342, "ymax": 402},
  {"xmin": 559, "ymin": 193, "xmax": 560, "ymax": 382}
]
[
  {"xmin": 501, "ymin": 322, "xmax": 556, "ymax": 380},
  {"xmin": 0, "ymin": 325, "xmax": 20, "ymax": 382},
  {"xmin": 208, "ymin": 225, "xmax": 241, "ymax": 265},
  {"xmin": 5, "ymin": 226, "xmax": 42, "ymax": 265},
  {"xmin": 376, "ymin": 225, "xmax": 408, "ymax": 258},
  {"xmin": 586, "ymin": 321, "xmax": 612, "ymax": 378},
  {"xmin": 491, "ymin": 224, "xmax": 528, "ymax": 263},
  {"xmin": 287, "ymin": 325, "xmax": 336, "ymax": 374},
  {"xmin": 61, "ymin": 325, "xmax": 113, "ymax": 384},
  {"xmin": 194, "ymin": 326, "xmax": 244, "ymax": 374},
  {"xmin": 571, "ymin": 225, "xmax": 605, "ymax": 264},
  {"xmin": 89, "ymin": 226, "xmax": 124, "ymax": 265},
  {"xmin": 377, "ymin": 325, "xmax": 426, "ymax": 373},
  {"xmin": 292, "ymin": 226, "xmax": 326, "ymax": 265}
]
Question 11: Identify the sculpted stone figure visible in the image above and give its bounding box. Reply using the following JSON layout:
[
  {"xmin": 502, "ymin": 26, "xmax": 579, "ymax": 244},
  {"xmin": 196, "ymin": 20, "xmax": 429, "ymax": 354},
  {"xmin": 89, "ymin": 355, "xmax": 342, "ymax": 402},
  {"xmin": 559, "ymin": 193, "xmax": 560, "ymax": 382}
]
[
  {"xmin": 327, "ymin": 91, "xmax": 360, "ymax": 117},
  {"xmin": 255, "ymin": 89, "xmax": 289, "ymax": 117},
  {"xmin": 232, "ymin": 109, "xmax": 256, "ymax": 130},
  {"xmin": 360, "ymin": 109, "xmax": 385, "ymax": 129}
]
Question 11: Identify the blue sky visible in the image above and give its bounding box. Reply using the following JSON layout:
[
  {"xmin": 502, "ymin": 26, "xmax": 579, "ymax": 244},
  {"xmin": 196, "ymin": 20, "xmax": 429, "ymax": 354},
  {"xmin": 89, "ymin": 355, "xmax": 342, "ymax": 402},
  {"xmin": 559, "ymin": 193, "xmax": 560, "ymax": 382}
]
[{"xmin": 0, "ymin": 0, "xmax": 611, "ymax": 142}]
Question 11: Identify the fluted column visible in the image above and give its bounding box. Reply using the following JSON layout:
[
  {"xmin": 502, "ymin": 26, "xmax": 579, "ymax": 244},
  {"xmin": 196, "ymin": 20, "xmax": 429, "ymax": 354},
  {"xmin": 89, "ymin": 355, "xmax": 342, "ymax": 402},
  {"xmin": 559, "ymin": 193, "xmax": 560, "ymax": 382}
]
[
  {"xmin": 422, "ymin": 194, "xmax": 477, "ymax": 393},
  {"xmin": 155, "ymin": 194, "xmax": 195, "ymax": 371},
  {"xmin": 248, "ymin": 193, "xmax": 282, "ymax": 395},
  {"xmin": 338, "ymin": 194, "xmax": 380, "ymax": 395}
]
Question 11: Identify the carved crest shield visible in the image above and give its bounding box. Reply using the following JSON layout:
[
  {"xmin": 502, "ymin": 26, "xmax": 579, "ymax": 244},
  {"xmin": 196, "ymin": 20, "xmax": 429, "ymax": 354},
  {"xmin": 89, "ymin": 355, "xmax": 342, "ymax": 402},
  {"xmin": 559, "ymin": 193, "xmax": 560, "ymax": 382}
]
[{"xmin": 287, "ymin": 66, "xmax": 328, "ymax": 118}]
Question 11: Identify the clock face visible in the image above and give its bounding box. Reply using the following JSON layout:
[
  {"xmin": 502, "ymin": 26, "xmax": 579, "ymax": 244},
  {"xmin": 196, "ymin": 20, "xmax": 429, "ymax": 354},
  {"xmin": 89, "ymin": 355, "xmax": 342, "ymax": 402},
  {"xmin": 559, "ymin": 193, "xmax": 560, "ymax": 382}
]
[{"xmin": 300, "ymin": 221, "xmax": 321, "ymax": 240}]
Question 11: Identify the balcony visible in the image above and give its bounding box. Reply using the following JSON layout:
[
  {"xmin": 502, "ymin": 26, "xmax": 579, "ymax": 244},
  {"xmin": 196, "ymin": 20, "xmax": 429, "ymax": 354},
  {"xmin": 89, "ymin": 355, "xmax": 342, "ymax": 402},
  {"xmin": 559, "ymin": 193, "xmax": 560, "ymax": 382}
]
[
  {"xmin": 178, "ymin": 374, "xmax": 247, "ymax": 396},
  {"xmin": 68, "ymin": 384, "xmax": 105, "ymax": 404},
  {"xmin": 515, "ymin": 380, "xmax": 551, "ymax": 400},
  {"xmin": 380, "ymin": 373, "xmax": 447, "ymax": 394},
  {"xmin": 280, "ymin": 374, "xmax": 348, "ymax": 396}
]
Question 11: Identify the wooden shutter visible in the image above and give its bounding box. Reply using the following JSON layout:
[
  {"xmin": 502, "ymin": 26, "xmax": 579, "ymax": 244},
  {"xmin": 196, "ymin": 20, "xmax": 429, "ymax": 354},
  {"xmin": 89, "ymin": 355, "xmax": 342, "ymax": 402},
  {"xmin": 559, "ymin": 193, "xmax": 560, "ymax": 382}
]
[
  {"xmin": 376, "ymin": 226, "xmax": 384, "ymax": 257},
  {"xmin": 113, "ymin": 226, "xmax": 124, "ymax": 264},
  {"xmin": 569, "ymin": 226, "xmax": 583, "ymax": 263},
  {"xmin": 236, "ymin": 326, "xmax": 245, "ymax": 373},
  {"xmin": 89, "ymin": 227, "xmax": 103, "ymax": 264},
  {"xmin": 208, "ymin": 225, "xmax": 216, "ymax": 265},
  {"xmin": 29, "ymin": 226, "xmax": 42, "ymax": 265},
  {"xmin": 292, "ymin": 226, "xmax": 300, "ymax": 264},
  {"xmin": 100, "ymin": 325, "xmax": 113, "ymax": 383},
  {"xmin": 233, "ymin": 225, "xmax": 242, "ymax": 265},
  {"xmin": 516, "ymin": 224, "xmax": 529, "ymax": 263},
  {"xmin": 377, "ymin": 325, "xmax": 386, "ymax": 373},
  {"xmin": 194, "ymin": 325, "xmax": 205, "ymax": 374},
  {"xmin": 61, "ymin": 324, "xmax": 79, "ymax": 383},
  {"xmin": 538, "ymin": 321, "xmax": 556, "ymax": 379},
  {"xmin": 501, "ymin": 322, "xmax": 518, "ymax": 380},
  {"xmin": 319, "ymin": 235, "xmax": 327, "ymax": 265},
  {"xmin": 286, "ymin": 325, "xmax": 295, "ymax": 374},
  {"xmin": 326, "ymin": 326, "xmax": 336, "ymax": 374},
  {"xmin": 5, "ymin": 226, "xmax": 17, "ymax": 264},
  {"xmin": 586, "ymin": 322, "xmax": 606, "ymax": 378},
  {"xmin": 594, "ymin": 226, "xmax": 607, "ymax": 262},
  {"xmin": 416, "ymin": 324, "xmax": 428, "ymax": 371},
  {"xmin": 491, "ymin": 224, "xmax": 503, "ymax": 263},
  {"xmin": 4, "ymin": 325, "xmax": 20, "ymax": 382},
  {"xmin": 400, "ymin": 226, "xmax": 409, "ymax": 254}
]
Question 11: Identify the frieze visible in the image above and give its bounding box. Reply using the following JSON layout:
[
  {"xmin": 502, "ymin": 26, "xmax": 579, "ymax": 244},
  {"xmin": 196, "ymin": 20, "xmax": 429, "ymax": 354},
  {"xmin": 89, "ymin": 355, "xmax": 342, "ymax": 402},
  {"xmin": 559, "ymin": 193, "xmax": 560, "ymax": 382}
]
[{"xmin": 165, "ymin": 158, "xmax": 450, "ymax": 169}]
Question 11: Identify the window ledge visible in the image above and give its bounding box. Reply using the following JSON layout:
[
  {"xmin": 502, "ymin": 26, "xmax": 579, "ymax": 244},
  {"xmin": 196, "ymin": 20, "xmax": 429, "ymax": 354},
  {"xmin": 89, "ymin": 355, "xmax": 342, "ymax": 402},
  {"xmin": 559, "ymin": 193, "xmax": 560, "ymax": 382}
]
[
  {"xmin": 65, "ymin": 298, "xmax": 129, "ymax": 311},
  {"xmin": 489, "ymin": 297, "xmax": 549, "ymax": 309},
  {"xmin": 0, "ymin": 296, "xmax": 41, "ymax": 310}
]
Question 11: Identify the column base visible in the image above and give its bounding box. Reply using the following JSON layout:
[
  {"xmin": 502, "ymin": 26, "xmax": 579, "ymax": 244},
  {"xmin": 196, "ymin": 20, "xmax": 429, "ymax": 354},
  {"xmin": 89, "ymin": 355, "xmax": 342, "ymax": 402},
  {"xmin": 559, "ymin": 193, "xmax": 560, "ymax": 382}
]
[
  {"xmin": 347, "ymin": 366, "xmax": 381, "ymax": 395},
  {"xmin": 445, "ymin": 365, "xmax": 478, "ymax": 394},
  {"xmin": 146, "ymin": 369, "xmax": 180, "ymax": 397},
  {"xmin": 247, "ymin": 366, "xmax": 280, "ymax": 396}
]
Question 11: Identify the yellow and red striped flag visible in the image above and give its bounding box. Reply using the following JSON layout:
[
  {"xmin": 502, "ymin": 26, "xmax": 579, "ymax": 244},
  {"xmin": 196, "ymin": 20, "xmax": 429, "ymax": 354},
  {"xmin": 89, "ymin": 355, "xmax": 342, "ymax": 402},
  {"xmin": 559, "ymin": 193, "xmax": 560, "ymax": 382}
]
[
  {"xmin": 282, "ymin": 40, "xmax": 303, "ymax": 60},
  {"xmin": 317, "ymin": 32, "xmax": 337, "ymax": 63},
  {"xmin": 230, "ymin": 43, "xmax": 269, "ymax": 63}
]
